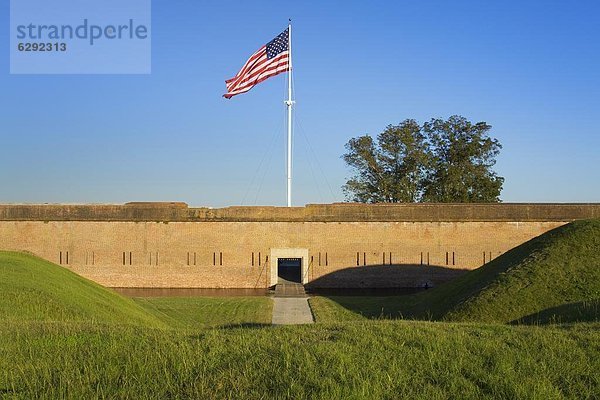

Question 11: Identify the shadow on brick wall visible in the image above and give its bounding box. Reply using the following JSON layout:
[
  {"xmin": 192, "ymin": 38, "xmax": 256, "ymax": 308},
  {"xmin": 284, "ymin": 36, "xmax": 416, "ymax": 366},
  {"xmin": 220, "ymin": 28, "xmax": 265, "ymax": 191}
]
[
  {"xmin": 306, "ymin": 264, "xmax": 469, "ymax": 321},
  {"xmin": 305, "ymin": 264, "xmax": 468, "ymax": 290}
]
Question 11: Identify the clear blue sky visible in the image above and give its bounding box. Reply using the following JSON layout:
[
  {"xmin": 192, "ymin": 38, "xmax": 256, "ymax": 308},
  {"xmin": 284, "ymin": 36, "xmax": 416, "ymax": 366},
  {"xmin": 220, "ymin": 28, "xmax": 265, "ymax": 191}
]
[{"xmin": 1, "ymin": 1, "xmax": 599, "ymax": 206}]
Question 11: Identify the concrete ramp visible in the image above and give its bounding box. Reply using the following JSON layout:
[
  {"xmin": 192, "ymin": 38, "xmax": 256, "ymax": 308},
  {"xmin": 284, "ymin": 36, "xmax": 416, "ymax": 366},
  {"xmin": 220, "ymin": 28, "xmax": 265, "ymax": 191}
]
[
  {"xmin": 274, "ymin": 282, "xmax": 306, "ymax": 297},
  {"xmin": 272, "ymin": 283, "xmax": 314, "ymax": 325}
]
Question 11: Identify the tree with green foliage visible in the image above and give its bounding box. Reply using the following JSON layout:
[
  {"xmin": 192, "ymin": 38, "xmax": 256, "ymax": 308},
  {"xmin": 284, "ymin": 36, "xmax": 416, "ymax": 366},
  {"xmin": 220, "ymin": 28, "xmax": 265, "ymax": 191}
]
[
  {"xmin": 342, "ymin": 115, "xmax": 504, "ymax": 203},
  {"xmin": 342, "ymin": 119, "xmax": 431, "ymax": 203},
  {"xmin": 422, "ymin": 116, "xmax": 504, "ymax": 202}
]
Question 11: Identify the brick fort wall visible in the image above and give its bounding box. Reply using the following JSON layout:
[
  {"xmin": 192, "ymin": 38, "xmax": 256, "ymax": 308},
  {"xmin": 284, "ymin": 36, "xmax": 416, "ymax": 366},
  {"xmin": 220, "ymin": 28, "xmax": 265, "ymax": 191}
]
[{"xmin": 0, "ymin": 203, "xmax": 597, "ymax": 288}]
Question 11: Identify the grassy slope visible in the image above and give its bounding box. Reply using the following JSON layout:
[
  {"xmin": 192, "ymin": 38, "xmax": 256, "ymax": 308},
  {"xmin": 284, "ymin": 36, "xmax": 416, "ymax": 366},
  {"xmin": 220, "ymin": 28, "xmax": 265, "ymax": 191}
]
[
  {"xmin": 0, "ymin": 251, "xmax": 163, "ymax": 327},
  {"xmin": 134, "ymin": 297, "xmax": 273, "ymax": 329},
  {"xmin": 312, "ymin": 219, "xmax": 600, "ymax": 324},
  {"xmin": 0, "ymin": 251, "xmax": 272, "ymax": 330},
  {"xmin": 443, "ymin": 219, "xmax": 600, "ymax": 322}
]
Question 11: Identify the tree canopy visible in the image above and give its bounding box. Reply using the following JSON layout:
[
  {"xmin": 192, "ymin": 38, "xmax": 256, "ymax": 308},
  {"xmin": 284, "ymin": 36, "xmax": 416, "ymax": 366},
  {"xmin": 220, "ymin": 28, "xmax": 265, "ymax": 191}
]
[{"xmin": 342, "ymin": 115, "xmax": 504, "ymax": 203}]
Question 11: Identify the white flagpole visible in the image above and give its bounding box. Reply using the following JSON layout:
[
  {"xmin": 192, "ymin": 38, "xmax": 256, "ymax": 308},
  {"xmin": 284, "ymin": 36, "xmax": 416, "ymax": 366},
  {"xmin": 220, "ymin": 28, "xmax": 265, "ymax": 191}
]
[{"xmin": 285, "ymin": 20, "xmax": 294, "ymax": 207}]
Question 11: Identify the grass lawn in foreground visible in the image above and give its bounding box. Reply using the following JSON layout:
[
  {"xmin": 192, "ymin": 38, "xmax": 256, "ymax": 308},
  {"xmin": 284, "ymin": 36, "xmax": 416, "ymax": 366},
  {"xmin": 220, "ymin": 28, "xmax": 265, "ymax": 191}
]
[{"xmin": 1, "ymin": 320, "xmax": 598, "ymax": 399}]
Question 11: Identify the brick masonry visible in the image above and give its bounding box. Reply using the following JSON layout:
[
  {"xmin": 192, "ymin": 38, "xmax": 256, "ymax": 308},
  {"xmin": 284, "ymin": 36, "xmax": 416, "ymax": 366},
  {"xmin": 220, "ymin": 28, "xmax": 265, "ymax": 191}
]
[{"xmin": 0, "ymin": 203, "xmax": 598, "ymax": 288}]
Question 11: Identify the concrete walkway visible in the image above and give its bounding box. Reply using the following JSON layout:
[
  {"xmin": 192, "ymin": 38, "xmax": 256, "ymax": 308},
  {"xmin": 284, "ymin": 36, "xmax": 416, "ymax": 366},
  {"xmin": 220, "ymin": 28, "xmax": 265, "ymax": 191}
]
[
  {"xmin": 271, "ymin": 282, "xmax": 314, "ymax": 325},
  {"xmin": 272, "ymin": 297, "xmax": 314, "ymax": 325}
]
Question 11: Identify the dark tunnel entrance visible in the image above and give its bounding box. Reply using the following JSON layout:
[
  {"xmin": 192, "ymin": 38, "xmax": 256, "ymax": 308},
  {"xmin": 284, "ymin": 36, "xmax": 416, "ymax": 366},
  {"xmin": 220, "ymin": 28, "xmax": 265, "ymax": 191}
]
[{"xmin": 278, "ymin": 258, "xmax": 302, "ymax": 283}]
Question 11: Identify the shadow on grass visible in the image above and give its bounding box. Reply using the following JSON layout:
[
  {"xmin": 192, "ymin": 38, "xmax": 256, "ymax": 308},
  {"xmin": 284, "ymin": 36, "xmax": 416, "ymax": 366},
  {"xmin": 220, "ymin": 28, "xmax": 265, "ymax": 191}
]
[
  {"xmin": 218, "ymin": 323, "xmax": 273, "ymax": 330},
  {"xmin": 318, "ymin": 295, "xmax": 420, "ymax": 320},
  {"xmin": 308, "ymin": 264, "xmax": 467, "ymax": 321},
  {"xmin": 511, "ymin": 299, "xmax": 600, "ymax": 325},
  {"xmin": 185, "ymin": 323, "xmax": 272, "ymax": 339}
]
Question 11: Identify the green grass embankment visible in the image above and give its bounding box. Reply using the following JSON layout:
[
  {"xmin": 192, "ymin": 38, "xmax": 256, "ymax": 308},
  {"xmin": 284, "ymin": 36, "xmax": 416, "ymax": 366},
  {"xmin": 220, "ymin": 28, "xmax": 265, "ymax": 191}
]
[
  {"xmin": 0, "ymin": 251, "xmax": 273, "ymax": 330},
  {"xmin": 0, "ymin": 251, "xmax": 163, "ymax": 327}
]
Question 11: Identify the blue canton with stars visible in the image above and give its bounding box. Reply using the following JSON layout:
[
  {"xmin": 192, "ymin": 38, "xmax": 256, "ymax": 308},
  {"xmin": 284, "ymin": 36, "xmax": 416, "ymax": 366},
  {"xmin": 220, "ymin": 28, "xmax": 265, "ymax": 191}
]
[{"xmin": 266, "ymin": 28, "xmax": 289, "ymax": 59}]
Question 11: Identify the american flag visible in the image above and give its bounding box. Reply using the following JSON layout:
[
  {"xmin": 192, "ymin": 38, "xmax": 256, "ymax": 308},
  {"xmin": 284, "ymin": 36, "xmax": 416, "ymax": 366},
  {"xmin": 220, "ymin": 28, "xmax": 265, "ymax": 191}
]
[{"xmin": 223, "ymin": 28, "xmax": 290, "ymax": 99}]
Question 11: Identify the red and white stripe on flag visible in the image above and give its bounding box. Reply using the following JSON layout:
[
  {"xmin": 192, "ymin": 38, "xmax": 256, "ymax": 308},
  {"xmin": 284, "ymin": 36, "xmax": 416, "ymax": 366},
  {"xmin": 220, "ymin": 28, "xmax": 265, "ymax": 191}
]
[{"xmin": 223, "ymin": 28, "xmax": 290, "ymax": 99}]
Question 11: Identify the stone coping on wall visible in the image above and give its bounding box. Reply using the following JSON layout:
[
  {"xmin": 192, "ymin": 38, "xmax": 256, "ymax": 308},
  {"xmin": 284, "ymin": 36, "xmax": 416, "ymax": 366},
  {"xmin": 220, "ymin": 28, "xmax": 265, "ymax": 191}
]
[{"xmin": 0, "ymin": 202, "xmax": 598, "ymax": 222}]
